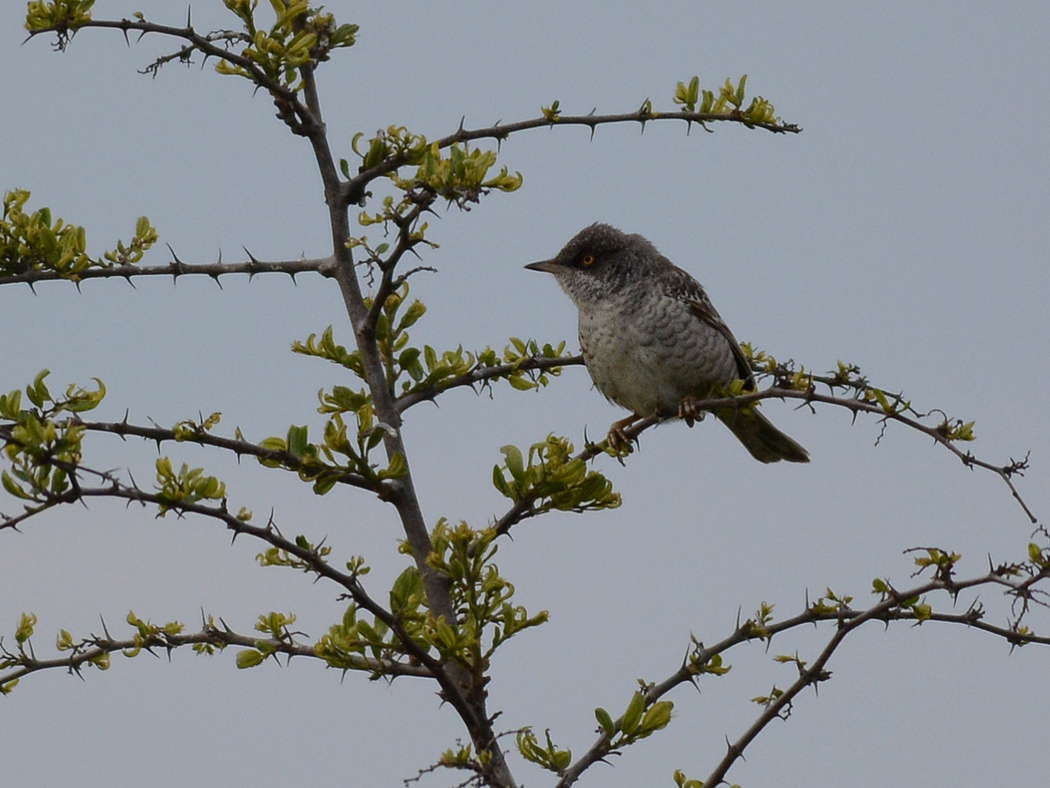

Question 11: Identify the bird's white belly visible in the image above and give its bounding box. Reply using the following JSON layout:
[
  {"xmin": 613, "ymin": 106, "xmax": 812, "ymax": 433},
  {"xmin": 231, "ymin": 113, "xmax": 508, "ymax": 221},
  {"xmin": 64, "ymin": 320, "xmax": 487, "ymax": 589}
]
[{"xmin": 578, "ymin": 296, "xmax": 737, "ymax": 416}]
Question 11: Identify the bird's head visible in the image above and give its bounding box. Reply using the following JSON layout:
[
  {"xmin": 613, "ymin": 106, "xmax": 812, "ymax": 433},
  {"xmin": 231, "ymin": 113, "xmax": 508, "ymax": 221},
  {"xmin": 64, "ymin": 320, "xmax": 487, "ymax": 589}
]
[{"xmin": 525, "ymin": 223, "xmax": 655, "ymax": 306}]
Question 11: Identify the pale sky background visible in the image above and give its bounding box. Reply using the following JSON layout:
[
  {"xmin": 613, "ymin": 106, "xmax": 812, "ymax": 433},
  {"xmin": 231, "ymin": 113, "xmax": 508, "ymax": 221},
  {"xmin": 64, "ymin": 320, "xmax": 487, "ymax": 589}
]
[{"xmin": 2, "ymin": 2, "xmax": 1049, "ymax": 786}]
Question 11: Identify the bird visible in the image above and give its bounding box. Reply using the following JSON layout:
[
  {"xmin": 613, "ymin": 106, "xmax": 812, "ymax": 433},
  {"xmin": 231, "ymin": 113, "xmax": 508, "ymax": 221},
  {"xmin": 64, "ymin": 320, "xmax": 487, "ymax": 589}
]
[{"xmin": 525, "ymin": 223, "xmax": 809, "ymax": 463}]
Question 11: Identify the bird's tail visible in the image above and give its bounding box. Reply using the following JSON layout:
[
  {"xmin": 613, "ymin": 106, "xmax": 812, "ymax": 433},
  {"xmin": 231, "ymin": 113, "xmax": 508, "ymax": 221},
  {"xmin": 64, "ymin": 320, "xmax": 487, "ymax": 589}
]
[{"xmin": 716, "ymin": 407, "xmax": 810, "ymax": 464}]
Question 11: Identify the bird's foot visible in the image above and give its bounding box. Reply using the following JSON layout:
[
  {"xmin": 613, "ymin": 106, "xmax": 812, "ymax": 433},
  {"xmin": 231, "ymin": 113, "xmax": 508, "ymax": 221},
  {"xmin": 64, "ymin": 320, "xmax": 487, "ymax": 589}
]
[
  {"xmin": 606, "ymin": 414, "xmax": 642, "ymax": 455},
  {"xmin": 678, "ymin": 395, "xmax": 707, "ymax": 428}
]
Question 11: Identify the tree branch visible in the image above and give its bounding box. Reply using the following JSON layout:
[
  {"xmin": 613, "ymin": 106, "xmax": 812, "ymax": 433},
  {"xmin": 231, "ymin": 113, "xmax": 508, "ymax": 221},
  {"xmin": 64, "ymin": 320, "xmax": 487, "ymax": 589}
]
[
  {"xmin": 396, "ymin": 354, "xmax": 584, "ymax": 413},
  {"xmin": 28, "ymin": 17, "xmax": 315, "ymax": 131},
  {"xmin": 343, "ymin": 108, "xmax": 800, "ymax": 205},
  {"xmin": 362, "ymin": 201, "xmax": 435, "ymax": 335},
  {"xmin": 294, "ymin": 47, "xmax": 517, "ymax": 788},
  {"xmin": 4, "ymin": 464, "xmax": 495, "ymax": 729},
  {"xmin": 78, "ymin": 418, "xmax": 378, "ymax": 495},
  {"xmin": 492, "ymin": 382, "xmax": 1037, "ymax": 539},
  {"xmin": 0, "ymin": 255, "xmax": 335, "ymax": 288},
  {"xmin": 0, "ymin": 616, "xmax": 430, "ymax": 689},
  {"xmin": 557, "ymin": 567, "xmax": 1050, "ymax": 788}
]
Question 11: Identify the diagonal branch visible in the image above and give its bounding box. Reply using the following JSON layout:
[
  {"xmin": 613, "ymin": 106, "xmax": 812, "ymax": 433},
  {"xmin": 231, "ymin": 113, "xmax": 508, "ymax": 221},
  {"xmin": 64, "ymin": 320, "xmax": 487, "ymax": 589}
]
[
  {"xmin": 362, "ymin": 201, "xmax": 436, "ymax": 335},
  {"xmin": 557, "ymin": 569, "xmax": 1050, "ymax": 788},
  {"xmin": 396, "ymin": 354, "xmax": 585, "ymax": 413},
  {"xmin": 78, "ymin": 418, "xmax": 378, "ymax": 494},
  {"xmin": 6, "ymin": 465, "xmax": 488, "ymax": 733},
  {"xmin": 492, "ymin": 383, "xmax": 1037, "ymax": 539}
]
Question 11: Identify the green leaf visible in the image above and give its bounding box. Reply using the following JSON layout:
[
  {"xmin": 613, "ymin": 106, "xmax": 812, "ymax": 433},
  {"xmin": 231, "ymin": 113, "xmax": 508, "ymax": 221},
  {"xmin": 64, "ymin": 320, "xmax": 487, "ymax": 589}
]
[
  {"xmin": 640, "ymin": 700, "xmax": 673, "ymax": 734},
  {"xmin": 26, "ymin": 369, "xmax": 51, "ymax": 408},
  {"xmin": 398, "ymin": 300, "xmax": 427, "ymax": 330},
  {"xmin": 235, "ymin": 649, "xmax": 265, "ymax": 669},
  {"xmin": 379, "ymin": 451, "xmax": 407, "ymax": 480},
  {"xmin": 508, "ymin": 375, "xmax": 537, "ymax": 391},
  {"xmin": 15, "ymin": 612, "xmax": 37, "ymax": 644},
  {"xmin": 286, "ymin": 424, "xmax": 309, "ymax": 457},
  {"xmin": 312, "ymin": 474, "xmax": 339, "ymax": 496},
  {"xmin": 261, "ymin": 437, "xmax": 288, "ymax": 453},
  {"xmin": 501, "ymin": 445, "xmax": 525, "ymax": 482},
  {"xmin": 621, "ymin": 691, "xmax": 645, "ymax": 735},
  {"xmin": 551, "ymin": 750, "xmax": 572, "ymax": 771},
  {"xmin": 595, "ymin": 706, "xmax": 615, "ymax": 736},
  {"xmin": 390, "ymin": 566, "xmax": 422, "ymax": 613},
  {"xmin": 491, "ymin": 465, "xmax": 513, "ymax": 499},
  {"xmin": 2, "ymin": 470, "xmax": 31, "ymax": 500}
]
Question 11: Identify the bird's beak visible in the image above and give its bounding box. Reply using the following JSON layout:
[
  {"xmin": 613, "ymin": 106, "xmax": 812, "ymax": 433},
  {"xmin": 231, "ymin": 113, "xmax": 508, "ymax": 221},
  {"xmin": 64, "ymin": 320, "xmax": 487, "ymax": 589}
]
[{"xmin": 524, "ymin": 259, "xmax": 561, "ymax": 274}]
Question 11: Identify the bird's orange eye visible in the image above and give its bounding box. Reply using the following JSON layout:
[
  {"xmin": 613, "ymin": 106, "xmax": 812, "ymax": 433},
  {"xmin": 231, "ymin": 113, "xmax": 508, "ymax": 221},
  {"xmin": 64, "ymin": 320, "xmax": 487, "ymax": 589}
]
[{"xmin": 581, "ymin": 254, "xmax": 596, "ymax": 266}]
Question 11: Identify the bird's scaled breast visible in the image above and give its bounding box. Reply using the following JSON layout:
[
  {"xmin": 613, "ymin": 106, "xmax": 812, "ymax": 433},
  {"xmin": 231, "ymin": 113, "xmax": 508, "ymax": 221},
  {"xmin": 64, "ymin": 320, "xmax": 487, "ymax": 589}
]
[{"xmin": 577, "ymin": 293, "xmax": 738, "ymax": 416}]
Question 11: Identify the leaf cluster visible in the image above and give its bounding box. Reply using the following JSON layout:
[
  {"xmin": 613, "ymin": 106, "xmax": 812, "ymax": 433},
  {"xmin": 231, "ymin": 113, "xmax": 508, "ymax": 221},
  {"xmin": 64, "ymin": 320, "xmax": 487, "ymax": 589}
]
[
  {"xmin": 314, "ymin": 521, "xmax": 546, "ymax": 679},
  {"xmin": 347, "ymin": 125, "xmax": 522, "ymax": 213},
  {"xmin": 1, "ymin": 371, "xmax": 104, "ymax": 512},
  {"xmin": 235, "ymin": 611, "xmax": 302, "ymax": 668},
  {"xmin": 284, "ymin": 287, "xmax": 579, "ymax": 499},
  {"xmin": 476, "ymin": 338, "xmax": 570, "ymax": 394},
  {"xmin": 593, "ymin": 690, "xmax": 675, "ymax": 748},
  {"xmin": 427, "ymin": 521, "xmax": 548, "ymax": 669},
  {"xmin": 119, "ymin": 611, "xmax": 186, "ymax": 657},
  {"xmin": 673, "ymin": 74, "xmax": 782, "ymax": 129},
  {"xmin": 744, "ymin": 345, "xmax": 980, "ymax": 446},
  {"xmin": 257, "ymin": 533, "xmax": 333, "ymax": 573},
  {"xmin": 216, "ymin": 0, "xmax": 358, "ymax": 93},
  {"xmin": 24, "ymin": 0, "xmax": 94, "ymax": 46},
  {"xmin": 294, "ymin": 285, "xmax": 431, "ymax": 395},
  {"xmin": 492, "ymin": 435, "xmax": 620, "ymax": 517},
  {"xmin": 0, "ymin": 190, "xmax": 157, "ymax": 280},
  {"xmin": 154, "ymin": 457, "xmax": 227, "ymax": 515},
  {"xmin": 259, "ymin": 416, "xmax": 403, "ymax": 497}
]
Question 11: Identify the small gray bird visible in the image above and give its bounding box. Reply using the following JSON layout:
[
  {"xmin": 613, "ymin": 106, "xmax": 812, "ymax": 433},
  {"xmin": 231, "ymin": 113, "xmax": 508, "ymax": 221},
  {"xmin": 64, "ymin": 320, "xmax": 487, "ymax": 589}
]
[{"xmin": 526, "ymin": 223, "xmax": 809, "ymax": 463}]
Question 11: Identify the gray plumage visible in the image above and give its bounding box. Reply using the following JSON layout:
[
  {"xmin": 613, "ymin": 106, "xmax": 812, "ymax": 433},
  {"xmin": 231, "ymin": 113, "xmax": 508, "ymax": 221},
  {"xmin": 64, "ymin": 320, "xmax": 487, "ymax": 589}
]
[{"xmin": 526, "ymin": 223, "xmax": 809, "ymax": 463}]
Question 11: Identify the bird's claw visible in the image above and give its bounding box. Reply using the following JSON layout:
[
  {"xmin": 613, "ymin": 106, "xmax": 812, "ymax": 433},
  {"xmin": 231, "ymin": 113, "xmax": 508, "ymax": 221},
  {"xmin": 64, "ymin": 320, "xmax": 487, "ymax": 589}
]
[
  {"xmin": 606, "ymin": 414, "xmax": 641, "ymax": 455},
  {"xmin": 678, "ymin": 395, "xmax": 706, "ymax": 428}
]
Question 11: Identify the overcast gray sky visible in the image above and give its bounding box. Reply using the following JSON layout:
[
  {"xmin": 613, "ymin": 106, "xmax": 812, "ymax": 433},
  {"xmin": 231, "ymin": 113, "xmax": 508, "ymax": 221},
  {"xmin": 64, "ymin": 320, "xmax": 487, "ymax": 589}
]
[{"xmin": 2, "ymin": 2, "xmax": 1049, "ymax": 786}]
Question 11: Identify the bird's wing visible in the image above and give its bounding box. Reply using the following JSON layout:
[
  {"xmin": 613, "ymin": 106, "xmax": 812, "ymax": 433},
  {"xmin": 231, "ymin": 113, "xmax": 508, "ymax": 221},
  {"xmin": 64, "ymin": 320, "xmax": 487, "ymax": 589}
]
[{"xmin": 663, "ymin": 262, "xmax": 756, "ymax": 388}]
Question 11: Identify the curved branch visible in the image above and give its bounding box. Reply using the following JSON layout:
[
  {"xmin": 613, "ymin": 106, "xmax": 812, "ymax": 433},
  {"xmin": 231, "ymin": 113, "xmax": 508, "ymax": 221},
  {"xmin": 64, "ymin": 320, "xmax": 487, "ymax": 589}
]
[
  {"xmin": 556, "ymin": 567, "xmax": 1050, "ymax": 788},
  {"xmin": 78, "ymin": 418, "xmax": 378, "ymax": 495},
  {"xmin": 492, "ymin": 383, "xmax": 1036, "ymax": 539},
  {"xmin": 28, "ymin": 17, "xmax": 316, "ymax": 132},
  {"xmin": 0, "ymin": 416, "xmax": 379, "ymax": 535},
  {"xmin": 5, "ymin": 467, "xmax": 491, "ymax": 731},
  {"xmin": 343, "ymin": 108, "xmax": 800, "ymax": 204}
]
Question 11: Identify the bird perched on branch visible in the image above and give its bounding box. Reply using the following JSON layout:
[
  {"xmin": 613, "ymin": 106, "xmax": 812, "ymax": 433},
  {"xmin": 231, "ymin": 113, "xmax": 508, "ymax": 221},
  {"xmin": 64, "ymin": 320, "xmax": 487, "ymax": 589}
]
[{"xmin": 526, "ymin": 223, "xmax": 809, "ymax": 463}]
